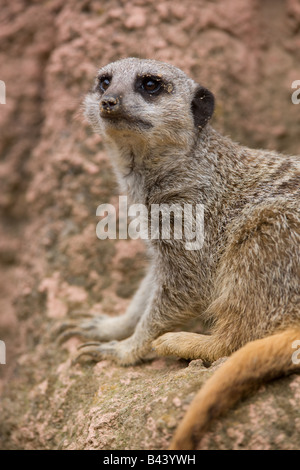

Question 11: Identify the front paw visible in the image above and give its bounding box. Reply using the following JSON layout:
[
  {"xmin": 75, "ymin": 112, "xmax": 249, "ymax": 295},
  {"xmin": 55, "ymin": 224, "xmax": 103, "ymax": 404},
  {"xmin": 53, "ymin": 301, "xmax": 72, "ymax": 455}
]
[
  {"xmin": 55, "ymin": 314, "xmax": 117, "ymax": 344},
  {"xmin": 73, "ymin": 338, "xmax": 142, "ymax": 366}
]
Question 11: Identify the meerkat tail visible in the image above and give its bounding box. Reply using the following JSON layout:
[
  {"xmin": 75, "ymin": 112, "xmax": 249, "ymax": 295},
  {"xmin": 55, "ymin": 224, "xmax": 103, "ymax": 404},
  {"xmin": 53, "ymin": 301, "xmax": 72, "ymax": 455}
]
[{"xmin": 170, "ymin": 327, "xmax": 300, "ymax": 450}]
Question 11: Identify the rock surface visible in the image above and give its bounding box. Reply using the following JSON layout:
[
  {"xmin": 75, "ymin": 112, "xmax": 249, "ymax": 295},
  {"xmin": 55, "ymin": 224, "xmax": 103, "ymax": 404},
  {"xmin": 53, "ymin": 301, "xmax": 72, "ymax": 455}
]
[{"xmin": 0, "ymin": 0, "xmax": 300, "ymax": 450}]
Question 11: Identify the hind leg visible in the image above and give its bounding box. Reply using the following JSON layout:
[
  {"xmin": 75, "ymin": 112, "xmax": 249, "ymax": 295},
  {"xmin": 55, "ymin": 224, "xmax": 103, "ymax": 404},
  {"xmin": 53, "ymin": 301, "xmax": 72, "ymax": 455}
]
[{"xmin": 153, "ymin": 331, "xmax": 229, "ymax": 362}]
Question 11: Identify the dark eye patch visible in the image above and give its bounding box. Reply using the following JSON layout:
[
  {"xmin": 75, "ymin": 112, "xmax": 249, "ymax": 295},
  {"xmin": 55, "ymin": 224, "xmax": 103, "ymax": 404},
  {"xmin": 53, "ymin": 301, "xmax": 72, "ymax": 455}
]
[
  {"xmin": 136, "ymin": 74, "xmax": 170, "ymax": 99},
  {"xmin": 97, "ymin": 75, "xmax": 112, "ymax": 93},
  {"xmin": 141, "ymin": 77, "xmax": 162, "ymax": 94}
]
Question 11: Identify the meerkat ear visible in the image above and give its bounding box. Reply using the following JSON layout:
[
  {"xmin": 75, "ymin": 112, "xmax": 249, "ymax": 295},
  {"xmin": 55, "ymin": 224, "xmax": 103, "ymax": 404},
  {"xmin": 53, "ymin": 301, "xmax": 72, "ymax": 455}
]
[{"xmin": 191, "ymin": 86, "xmax": 215, "ymax": 130}]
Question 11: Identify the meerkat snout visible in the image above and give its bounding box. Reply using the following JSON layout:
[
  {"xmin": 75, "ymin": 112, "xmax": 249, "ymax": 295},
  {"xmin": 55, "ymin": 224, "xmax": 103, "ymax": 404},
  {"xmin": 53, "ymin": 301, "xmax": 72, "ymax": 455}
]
[{"xmin": 100, "ymin": 94, "xmax": 122, "ymax": 116}]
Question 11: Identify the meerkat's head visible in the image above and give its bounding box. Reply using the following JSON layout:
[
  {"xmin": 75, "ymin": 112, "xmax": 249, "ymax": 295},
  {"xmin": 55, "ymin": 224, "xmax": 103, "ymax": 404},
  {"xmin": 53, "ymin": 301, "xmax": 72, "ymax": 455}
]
[{"xmin": 84, "ymin": 58, "xmax": 214, "ymax": 152}]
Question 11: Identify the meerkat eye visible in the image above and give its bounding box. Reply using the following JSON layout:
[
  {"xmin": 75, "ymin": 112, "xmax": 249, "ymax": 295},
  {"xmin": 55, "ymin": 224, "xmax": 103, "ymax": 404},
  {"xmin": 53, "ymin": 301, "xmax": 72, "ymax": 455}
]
[
  {"xmin": 141, "ymin": 77, "xmax": 162, "ymax": 94},
  {"xmin": 98, "ymin": 76, "xmax": 111, "ymax": 93}
]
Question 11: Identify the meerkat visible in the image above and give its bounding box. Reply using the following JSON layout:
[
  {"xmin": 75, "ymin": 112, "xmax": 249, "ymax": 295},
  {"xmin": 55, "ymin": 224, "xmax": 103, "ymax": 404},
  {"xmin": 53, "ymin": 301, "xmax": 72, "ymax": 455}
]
[{"xmin": 58, "ymin": 58, "xmax": 300, "ymax": 450}]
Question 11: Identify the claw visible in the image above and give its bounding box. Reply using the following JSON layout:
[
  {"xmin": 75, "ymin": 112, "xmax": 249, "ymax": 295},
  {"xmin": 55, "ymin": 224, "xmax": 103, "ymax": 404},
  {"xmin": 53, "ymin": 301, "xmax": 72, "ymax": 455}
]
[
  {"xmin": 72, "ymin": 344, "xmax": 102, "ymax": 364},
  {"xmin": 55, "ymin": 321, "xmax": 78, "ymax": 337},
  {"xmin": 72, "ymin": 339, "xmax": 120, "ymax": 364},
  {"xmin": 77, "ymin": 341, "xmax": 101, "ymax": 350},
  {"xmin": 57, "ymin": 329, "xmax": 88, "ymax": 345},
  {"xmin": 55, "ymin": 317, "xmax": 100, "ymax": 344},
  {"xmin": 51, "ymin": 321, "xmax": 78, "ymax": 342}
]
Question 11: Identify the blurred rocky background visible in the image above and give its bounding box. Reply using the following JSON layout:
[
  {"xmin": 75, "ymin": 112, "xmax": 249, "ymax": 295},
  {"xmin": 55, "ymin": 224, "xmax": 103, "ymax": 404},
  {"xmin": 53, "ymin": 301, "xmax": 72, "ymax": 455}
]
[{"xmin": 0, "ymin": 0, "xmax": 300, "ymax": 449}]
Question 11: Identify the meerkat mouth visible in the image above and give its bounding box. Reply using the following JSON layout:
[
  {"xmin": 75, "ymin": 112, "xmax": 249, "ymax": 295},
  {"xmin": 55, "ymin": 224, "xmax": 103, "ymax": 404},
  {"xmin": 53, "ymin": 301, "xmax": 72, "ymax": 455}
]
[
  {"xmin": 100, "ymin": 105, "xmax": 153, "ymax": 129},
  {"xmin": 100, "ymin": 112, "xmax": 153, "ymax": 130}
]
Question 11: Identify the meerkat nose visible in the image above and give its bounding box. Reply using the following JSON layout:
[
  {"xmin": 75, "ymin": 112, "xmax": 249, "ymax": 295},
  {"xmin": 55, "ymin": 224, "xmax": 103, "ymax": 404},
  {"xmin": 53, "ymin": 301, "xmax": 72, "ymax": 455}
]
[{"xmin": 100, "ymin": 95, "xmax": 121, "ymax": 114}]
